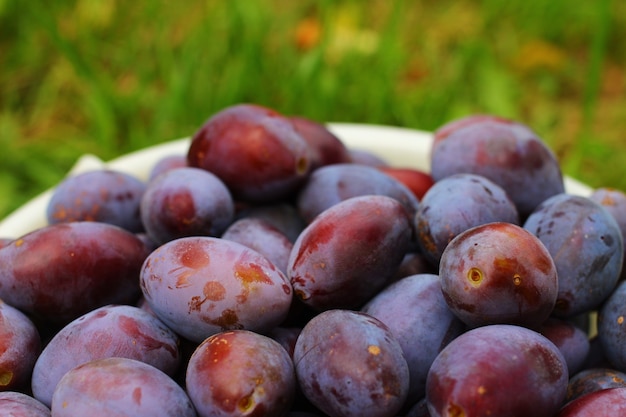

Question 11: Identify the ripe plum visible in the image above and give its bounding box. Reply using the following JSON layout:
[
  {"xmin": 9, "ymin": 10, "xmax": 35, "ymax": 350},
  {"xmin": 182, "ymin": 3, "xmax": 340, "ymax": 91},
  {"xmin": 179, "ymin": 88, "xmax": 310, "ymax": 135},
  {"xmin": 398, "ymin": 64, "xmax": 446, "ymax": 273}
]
[
  {"xmin": 187, "ymin": 103, "xmax": 312, "ymax": 202},
  {"xmin": 46, "ymin": 169, "xmax": 146, "ymax": 233},
  {"xmin": 556, "ymin": 387, "xmax": 626, "ymax": 416},
  {"xmin": 0, "ymin": 300, "xmax": 41, "ymax": 391},
  {"xmin": 597, "ymin": 281, "xmax": 626, "ymax": 372},
  {"xmin": 439, "ymin": 222, "xmax": 558, "ymax": 328},
  {"xmin": 293, "ymin": 309, "xmax": 410, "ymax": 417},
  {"xmin": 431, "ymin": 115, "xmax": 564, "ymax": 216},
  {"xmin": 0, "ymin": 391, "xmax": 50, "ymax": 416},
  {"xmin": 296, "ymin": 163, "xmax": 419, "ymax": 224},
  {"xmin": 0, "ymin": 222, "xmax": 148, "ymax": 323},
  {"xmin": 415, "ymin": 173, "xmax": 519, "ymax": 265},
  {"xmin": 50, "ymin": 357, "xmax": 197, "ymax": 417},
  {"xmin": 139, "ymin": 236, "xmax": 292, "ymax": 342},
  {"xmin": 566, "ymin": 367, "xmax": 626, "ymax": 404},
  {"xmin": 589, "ymin": 187, "xmax": 626, "ymax": 280},
  {"xmin": 288, "ymin": 195, "xmax": 412, "ymax": 311},
  {"xmin": 361, "ymin": 274, "xmax": 465, "ymax": 402},
  {"xmin": 426, "ymin": 324, "xmax": 568, "ymax": 417},
  {"xmin": 524, "ymin": 193, "xmax": 624, "ymax": 317},
  {"xmin": 186, "ymin": 329, "xmax": 296, "ymax": 417},
  {"xmin": 140, "ymin": 167, "xmax": 235, "ymax": 244},
  {"xmin": 31, "ymin": 304, "xmax": 180, "ymax": 407}
]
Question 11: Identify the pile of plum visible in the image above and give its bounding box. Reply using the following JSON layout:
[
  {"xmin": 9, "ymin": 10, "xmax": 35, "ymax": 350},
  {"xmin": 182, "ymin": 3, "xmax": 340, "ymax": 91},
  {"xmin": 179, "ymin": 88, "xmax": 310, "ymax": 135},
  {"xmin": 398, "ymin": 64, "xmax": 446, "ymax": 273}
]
[{"xmin": 1, "ymin": 103, "xmax": 626, "ymax": 416}]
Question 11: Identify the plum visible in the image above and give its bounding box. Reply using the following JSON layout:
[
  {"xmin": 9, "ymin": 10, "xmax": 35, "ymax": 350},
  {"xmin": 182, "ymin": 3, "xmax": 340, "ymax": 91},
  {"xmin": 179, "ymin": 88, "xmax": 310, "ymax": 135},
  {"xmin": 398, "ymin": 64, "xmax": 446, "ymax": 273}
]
[
  {"xmin": 556, "ymin": 387, "xmax": 626, "ymax": 416},
  {"xmin": 361, "ymin": 273, "xmax": 465, "ymax": 402},
  {"xmin": 187, "ymin": 103, "xmax": 312, "ymax": 202},
  {"xmin": 439, "ymin": 222, "xmax": 558, "ymax": 329},
  {"xmin": 431, "ymin": 114, "xmax": 564, "ymax": 217},
  {"xmin": 0, "ymin": 300, "xmax": 41, "ymax": 391},
  {"xmin": 597, "ymin": 281, "xmax": 626, "ymax": 372},
  {"xmin": 540, "ymin": 318, "xmax": 590, "ymax": 376},
  {"xmin": 377, "ymin": 166, "xmax": 435, "ymax": 200},
  {"xmin": 140, "ymin": 167, "xmax": 235, "ymax": 245},
  {"xmin": 293, "ymin": 309, "xmax": 409, "ymax": 417},
  {"xmin": 186, "ymin": 329, "xmax": 296, "ymax": 417},
  {"xmin": 288, "ymin": 195, "xmax": 412, "ymax": 311},
  {"xmin": 426, "ymin": 324, "xmax": 568, "ymax": 417},
  {"xmin": 0, "ymin": 222, "xmax": 148, "ymax": 323},
  {"xmin": 524, "ymin": 194, "xmax": 624, "ymax": 317},
  {"xmin": 139, "ymin": 236, "xmax": 292, "ymax": 343},
  {"xmin": 415, "ymin": 173, "xmax": 519, "ymax": 265},
  {"xmin": 566, "ymin": 367, "xmax": 626, "ymax": 404},
  {"xmin": 50, "ymin": 357, "xmax": 197, "ymax": 417},
  {"xmin": 0, "ymin": 391, "xmax": 50, "ymax": 416},
  {"xmin": 31, "ymin": 304, "xmax": 180, "ymax": 407},
  {"xmin": 46, "ymin": 169, "xmax": 146, "ymax": 233},
  {"xmin": 296, "ymin": 163, "xmax": 419, "ymax": 224}
]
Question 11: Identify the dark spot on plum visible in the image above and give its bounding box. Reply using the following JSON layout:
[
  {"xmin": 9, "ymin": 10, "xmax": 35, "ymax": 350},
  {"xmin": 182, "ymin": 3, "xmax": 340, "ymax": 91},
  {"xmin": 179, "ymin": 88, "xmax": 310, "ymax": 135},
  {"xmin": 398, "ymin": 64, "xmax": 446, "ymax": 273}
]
[
  {"xmin": 329, "ymin": 386, "xmax": 350, "ymax": 406},
  {"xmin": 210, "ymin": 309, "xmax": 242, "ymax": 330},
  {"xmin": 602, "ymin": 234, "xmax": 614, "ymax": 247},
  {"xmin": 281, "ymin": 283, "xmax": 292, "ymax": 295},
  {"xmin": 554, "ymin": 297, "xmax": 570, "ymax": 314},
  {"xmin": 589, "ymin": 253, "xmax": 613, "ymax": 275},
  {"xmin": 447, "ymin": 403, "xmax": 465, "ymax": 417}
]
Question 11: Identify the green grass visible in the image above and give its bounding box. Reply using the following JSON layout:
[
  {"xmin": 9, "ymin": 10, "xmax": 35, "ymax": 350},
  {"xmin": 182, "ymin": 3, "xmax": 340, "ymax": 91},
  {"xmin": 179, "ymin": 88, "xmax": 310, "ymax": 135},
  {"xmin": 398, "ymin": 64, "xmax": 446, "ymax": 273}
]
[{"xmin": 1, "ymin": 0, "xmax": 626, "ymax": 221}]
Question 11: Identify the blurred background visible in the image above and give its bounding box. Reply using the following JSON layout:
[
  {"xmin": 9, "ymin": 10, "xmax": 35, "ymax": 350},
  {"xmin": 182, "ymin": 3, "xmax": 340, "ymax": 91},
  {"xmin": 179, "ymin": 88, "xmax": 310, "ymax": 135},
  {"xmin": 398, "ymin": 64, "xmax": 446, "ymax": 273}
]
[{"xmin": 1, "ymin": 0, "xmax": 625, "ymax": 220}]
